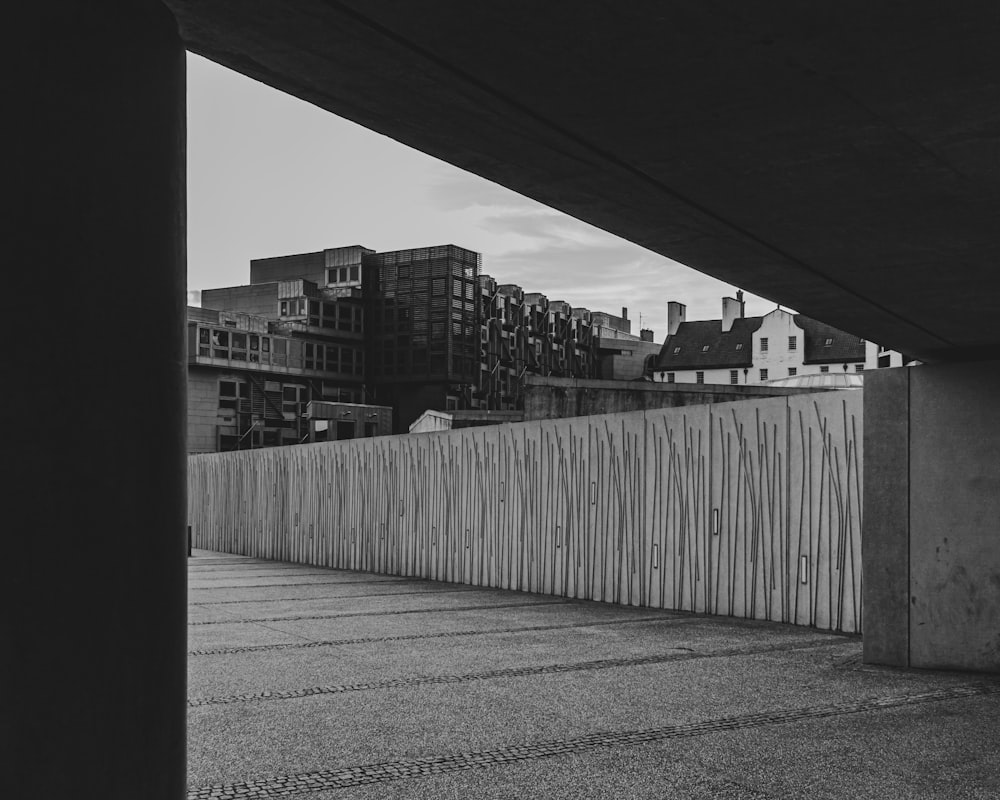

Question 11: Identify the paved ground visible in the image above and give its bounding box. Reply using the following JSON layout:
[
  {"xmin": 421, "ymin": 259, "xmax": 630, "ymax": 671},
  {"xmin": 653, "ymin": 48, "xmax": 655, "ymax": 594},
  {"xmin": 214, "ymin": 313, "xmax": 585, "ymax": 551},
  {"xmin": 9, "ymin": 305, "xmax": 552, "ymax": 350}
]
[{"xmin": 187, "ymin": 550, "xmax": 1000, "ymax": 799}]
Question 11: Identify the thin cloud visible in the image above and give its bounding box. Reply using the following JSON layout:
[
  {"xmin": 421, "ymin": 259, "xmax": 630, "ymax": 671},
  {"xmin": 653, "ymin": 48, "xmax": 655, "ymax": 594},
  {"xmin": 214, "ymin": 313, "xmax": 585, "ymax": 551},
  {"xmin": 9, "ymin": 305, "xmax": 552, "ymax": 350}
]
[{"xmin": 426, "ymin": 171, "xmax": 539, "ymax": 213}]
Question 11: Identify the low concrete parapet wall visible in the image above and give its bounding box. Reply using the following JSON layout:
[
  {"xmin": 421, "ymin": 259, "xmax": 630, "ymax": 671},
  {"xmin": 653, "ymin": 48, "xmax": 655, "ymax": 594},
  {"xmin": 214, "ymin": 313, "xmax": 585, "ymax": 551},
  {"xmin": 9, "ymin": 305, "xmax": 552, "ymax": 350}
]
[{"xmin": 189, "ymin": 391, "xmax": 862, "ymax": 632}]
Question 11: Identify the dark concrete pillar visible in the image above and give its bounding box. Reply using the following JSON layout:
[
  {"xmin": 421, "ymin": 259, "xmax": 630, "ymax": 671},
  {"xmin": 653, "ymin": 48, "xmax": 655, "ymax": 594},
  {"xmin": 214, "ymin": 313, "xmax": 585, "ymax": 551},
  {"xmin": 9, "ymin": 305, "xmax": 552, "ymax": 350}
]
[
  {"xmin": 864, "ymin": 362, "xmax": 1000, "ymax": 672},
  {"xmin": 5, "ymin": 3, "xmax": 187, "ymax": 798}
]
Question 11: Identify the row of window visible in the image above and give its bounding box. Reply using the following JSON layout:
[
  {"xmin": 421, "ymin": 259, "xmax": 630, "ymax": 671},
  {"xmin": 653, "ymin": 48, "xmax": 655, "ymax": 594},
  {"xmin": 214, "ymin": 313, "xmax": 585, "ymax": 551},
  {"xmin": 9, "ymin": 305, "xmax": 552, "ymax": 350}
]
[
  {"xmin": 218, "ymin": 380, "xmax": 362, "ymax": 416},
  {"xmin": 196, "ymin": 326, "xmax": 362, "ymax": 375},
  {"xmin": 199, "ymin": 327, "xmax": 276, "ymax": 362},
  {"xmin": 303, "ymin": 343, "xmax": 363, "ymax": 375},
  {"xmin": 327, "ymin": 265, "xmax": 361, "ymax": 285},
  {"xmin": 674, "ymin": 335, "xmax": 848, "ymax": 356},
  {"xmin": 279, "ymin": 298, "xmax": 363, "ymax": 333},
  {"xmin": 663, "ymin": 364, "xmax": 866, "ymax": 383}
]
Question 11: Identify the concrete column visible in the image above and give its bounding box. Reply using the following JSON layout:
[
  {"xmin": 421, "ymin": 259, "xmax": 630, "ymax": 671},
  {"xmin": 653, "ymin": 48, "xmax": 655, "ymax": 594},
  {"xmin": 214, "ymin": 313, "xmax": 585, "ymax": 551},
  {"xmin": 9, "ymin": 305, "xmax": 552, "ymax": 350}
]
[
  {"xmin": 5, "ymin": 3, "xmax": 187, "ymax": 798},
  {"xmin": 864, "ymin": 362, "xmax": 1000, "ymax": 672}
]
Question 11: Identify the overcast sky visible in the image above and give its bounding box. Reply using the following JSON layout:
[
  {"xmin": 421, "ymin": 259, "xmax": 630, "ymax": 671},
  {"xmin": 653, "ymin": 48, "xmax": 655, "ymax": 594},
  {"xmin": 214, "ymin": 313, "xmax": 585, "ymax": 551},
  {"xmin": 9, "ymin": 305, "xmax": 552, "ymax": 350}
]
[{"xmin": 187, "ymin": 53, "xmax": 778, "ymax": 342}]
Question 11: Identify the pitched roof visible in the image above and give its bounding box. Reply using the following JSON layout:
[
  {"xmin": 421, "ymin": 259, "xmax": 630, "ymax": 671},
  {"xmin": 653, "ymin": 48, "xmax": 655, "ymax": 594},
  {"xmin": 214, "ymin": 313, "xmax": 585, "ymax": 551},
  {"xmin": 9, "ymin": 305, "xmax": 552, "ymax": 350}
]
[
  {"xmin": 793, "ymin": 315, "xmax": 866, "ymax": 364},
  {"xmin": 654, "ymin": 313, "xmax": 865, "ymax": 371},
  {"xmin": 654, "ymin": 317, "xmax": 760, "ymax": 370}
]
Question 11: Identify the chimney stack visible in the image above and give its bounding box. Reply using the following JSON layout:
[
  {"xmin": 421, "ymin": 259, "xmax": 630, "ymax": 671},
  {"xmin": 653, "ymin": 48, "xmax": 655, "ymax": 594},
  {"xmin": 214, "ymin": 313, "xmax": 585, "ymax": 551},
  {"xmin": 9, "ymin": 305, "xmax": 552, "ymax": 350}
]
[
  {"xmin": 721, "ymin": 293, "xmax": 745, "ymax": 333},
  {"xmin": 667, "ymin": 301, "xmax": 686, "ymax": 336},
  {"xmin": 640, "ymin": 328, "xmax": 654, "ymax": 342}
]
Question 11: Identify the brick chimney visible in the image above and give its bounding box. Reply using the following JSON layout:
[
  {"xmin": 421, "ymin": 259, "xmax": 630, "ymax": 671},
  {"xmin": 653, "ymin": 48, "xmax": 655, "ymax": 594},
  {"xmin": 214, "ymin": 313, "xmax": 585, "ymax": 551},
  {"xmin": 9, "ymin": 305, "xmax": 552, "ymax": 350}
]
[
  {"xmin": 667, "ymin": 301, "xmax": 686, "ymax": 336},
  {"xmin": 721, "ymin": 292, "xmax": 745, "ymax": 333},
  {"xmin": 640, "ymin": 328, "xmax": 654, "ymax": 342}
]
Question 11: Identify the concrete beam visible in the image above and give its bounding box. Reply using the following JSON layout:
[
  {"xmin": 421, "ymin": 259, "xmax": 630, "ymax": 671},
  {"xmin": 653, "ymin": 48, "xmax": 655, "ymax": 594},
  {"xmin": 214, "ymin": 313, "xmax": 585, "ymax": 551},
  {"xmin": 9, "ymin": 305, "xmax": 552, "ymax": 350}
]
[{"xmin": 165, "ymin": 1, "xmax": 1000, "ymax": 363}]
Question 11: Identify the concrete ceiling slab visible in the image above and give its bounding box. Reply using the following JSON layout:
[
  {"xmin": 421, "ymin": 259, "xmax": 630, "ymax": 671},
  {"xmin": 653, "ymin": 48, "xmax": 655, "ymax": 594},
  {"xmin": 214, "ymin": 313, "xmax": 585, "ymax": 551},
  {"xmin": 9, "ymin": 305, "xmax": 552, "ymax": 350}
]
[{"xmin": 166, "ymin": 1, "xmax": 1000, "ymax": 362}]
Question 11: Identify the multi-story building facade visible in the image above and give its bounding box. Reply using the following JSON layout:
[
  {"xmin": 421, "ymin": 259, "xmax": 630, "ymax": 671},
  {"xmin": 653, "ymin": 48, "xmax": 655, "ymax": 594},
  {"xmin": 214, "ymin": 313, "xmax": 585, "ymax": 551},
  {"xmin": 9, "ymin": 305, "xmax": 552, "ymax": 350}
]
[
  {"xmin": 585, "ymin": 308, "xmax": 662, "ymax": 381},
  {"xmin": 365, "ymin": 245, "xmax": 482, "ymax": 428},
  {"xmin": 477, "ymin": 280, "xmax": 600, "ymax": 412},
  {"xmin": 187, "ymin": 306, "xmax": 379, "ymax": 453},
  {"xmin": 651, "ymin": 293, "xmax": 913, "ymax": 385},
  {"xmin": 189, "ymin": 243, "xmax": 633, "ymax": 450}
]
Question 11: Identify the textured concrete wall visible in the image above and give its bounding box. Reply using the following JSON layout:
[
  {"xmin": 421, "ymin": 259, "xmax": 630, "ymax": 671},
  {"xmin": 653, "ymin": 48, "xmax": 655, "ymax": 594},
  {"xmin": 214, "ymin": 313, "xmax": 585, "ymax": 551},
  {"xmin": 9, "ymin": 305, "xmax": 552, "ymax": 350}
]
[
  {"xmin": 189, "ymin": 391, "xmax": 862, "ymax": 632},
  {"xmin": 523, "ymin": 376, "xmax": 822, "ymax": 420},
  {"xmin": 864, "ymin": 362, "xmax": 1000, "ymax": 672},
  {"xmin": 909, "ymin": 363, "xmax": 1000, "ymax": 670},
  {"xmin": 861, "ymin": 368, "xmax": 910, "ymax": 667}
]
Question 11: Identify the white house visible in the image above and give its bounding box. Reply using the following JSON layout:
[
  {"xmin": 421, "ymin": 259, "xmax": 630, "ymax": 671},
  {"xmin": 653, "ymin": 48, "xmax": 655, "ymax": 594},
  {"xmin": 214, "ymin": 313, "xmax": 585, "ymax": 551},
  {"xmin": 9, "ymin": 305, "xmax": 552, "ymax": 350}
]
[{"xmin": 651, "ymin": 293, "xmax": 871, "ymax": 385}]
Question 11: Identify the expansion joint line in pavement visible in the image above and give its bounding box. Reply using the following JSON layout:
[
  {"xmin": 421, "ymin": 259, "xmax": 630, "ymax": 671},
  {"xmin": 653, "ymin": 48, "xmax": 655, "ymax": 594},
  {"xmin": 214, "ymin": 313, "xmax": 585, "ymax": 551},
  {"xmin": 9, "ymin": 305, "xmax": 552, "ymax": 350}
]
[
  {"xmin": 187, "ymin": 682, "xmax": 1000, "ymax": 799},
  {"xmin": 188, "ymin": 615, "xmax": 686, "ymax": 656},
  {"xmin": 188, "ymin": 577, "xmax": 413, "ymax": 591},
  {"xmin": 187, "ymin": 599, "xmax": 566, "ymax": 626},
  {"xmin": 188, "ymin": 587, "xmax": 478, "ymax": 607},
  {"xmin": 188, "ymin": 639, "xmax": 843, "ymax": 707}
]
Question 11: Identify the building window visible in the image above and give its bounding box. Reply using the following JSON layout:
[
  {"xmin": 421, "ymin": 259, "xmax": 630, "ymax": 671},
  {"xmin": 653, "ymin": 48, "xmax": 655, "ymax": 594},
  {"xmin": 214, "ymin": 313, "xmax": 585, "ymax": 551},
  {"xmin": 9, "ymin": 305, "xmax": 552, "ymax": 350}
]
[
  {"xmin": 729, "ymin": 370, "xmax": 738, "ymax": 384},
  {"xmin": 820, "ymin": 365, "xmax": 830, "ymax": 373},
  {"xmin": 672, "ymin": 346, "xmax": 681, "ymax": 354},
  {"xmin": 666, "ymin": 372, "xmax": 675, "ymax": 383},
  {"xmin": 788, "ymin": 367, "xmax": 797, "ymax": 376},
  {"xmin": 701, "ymin": 345, "xmax": 710, "ymax": 352},
  {"xmin": 824, "ymin": 338, "xmax": 834, "ymax": 347},
  {"xmin": 760, "ymin": 368, "xmax": 769, "ymax": 381},
  {"xmin": 696, "ymin": 371, "xmax": 704, "ymax": 384},
  {"xmin": 218, "ymin": 380, "xmax": 246, "ymax": 411},
  {"xmin": 760, "ymin": 337, "xmax": 768, "ymax": 352},
  {"xmin": 788, "ymin": 336, "xmax": 797, "ymax": 351},
  {"xmin": 855, "ymin": 364, "xmax": 864, "ymax": 373},
  {"xmin": 735, "ymin": 342, "xmax": 743, "ymax": 351}
]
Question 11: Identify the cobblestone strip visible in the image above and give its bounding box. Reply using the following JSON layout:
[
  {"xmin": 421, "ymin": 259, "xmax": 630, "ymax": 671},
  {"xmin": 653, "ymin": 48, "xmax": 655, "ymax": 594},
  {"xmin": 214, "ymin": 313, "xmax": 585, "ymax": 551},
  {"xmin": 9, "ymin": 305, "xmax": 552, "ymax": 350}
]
[
  {"xmin": 189, "ymin": 587, "xmax": 477, "ymax": 607},
  {"xmin": 188, "ymin": 616, "xmax": 682, "ymax": 656},
  {"xmin": 188, "ymin": 639, "xmax": 842, "ymax": 707},
  {"xmin": 187, "ymin": 599, "xmax": 566, "ymax": 627},
  {"xmin": 187, "ymin": 682, "xmax": 1000, "ymax": 798}
]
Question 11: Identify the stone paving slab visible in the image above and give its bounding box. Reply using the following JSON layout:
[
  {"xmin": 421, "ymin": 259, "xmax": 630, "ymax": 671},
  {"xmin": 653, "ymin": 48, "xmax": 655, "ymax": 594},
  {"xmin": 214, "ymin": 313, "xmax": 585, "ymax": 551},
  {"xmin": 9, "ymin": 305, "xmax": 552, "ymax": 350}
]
[
  {"xmin": 254, "ymin": 600, "xmax": 686, "ymax": 644},
  {"xmin": 257, "ymin": 695, "xmax": 1000, "ymax": 800},
  {"xmin": 187, "ymin": 552, "xmax": 1000, "ymax": 799},
  {"xmin": 191, "ymin": 587, "xmax": 513, "ymax": 620},
  {"xmin": 187, "ymin": 619, "xmax": 842, "ymax": 699}
]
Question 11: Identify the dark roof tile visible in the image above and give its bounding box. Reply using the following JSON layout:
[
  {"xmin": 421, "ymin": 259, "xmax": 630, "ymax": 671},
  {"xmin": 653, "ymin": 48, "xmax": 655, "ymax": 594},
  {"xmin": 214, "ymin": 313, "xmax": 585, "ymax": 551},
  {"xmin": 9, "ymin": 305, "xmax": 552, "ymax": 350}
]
[
  {"xmin": 794, "ymin": 315, "xmax": 866, "ymax": 363},
  {"xmin": 655, "ymin": 318, "xmax": 760, "ymax": 370},
  {"xmin": 655, "ymin": 313, "xmax": 865, "ymax": 370}
]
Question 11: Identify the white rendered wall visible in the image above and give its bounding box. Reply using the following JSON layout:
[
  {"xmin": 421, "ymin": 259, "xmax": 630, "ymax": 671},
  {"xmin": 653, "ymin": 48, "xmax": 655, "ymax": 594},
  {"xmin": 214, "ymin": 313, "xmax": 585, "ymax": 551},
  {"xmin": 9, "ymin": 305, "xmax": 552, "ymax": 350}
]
[{"xmin": 751, "ymin": 310, "xmax": 805, "ymax": 380}]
